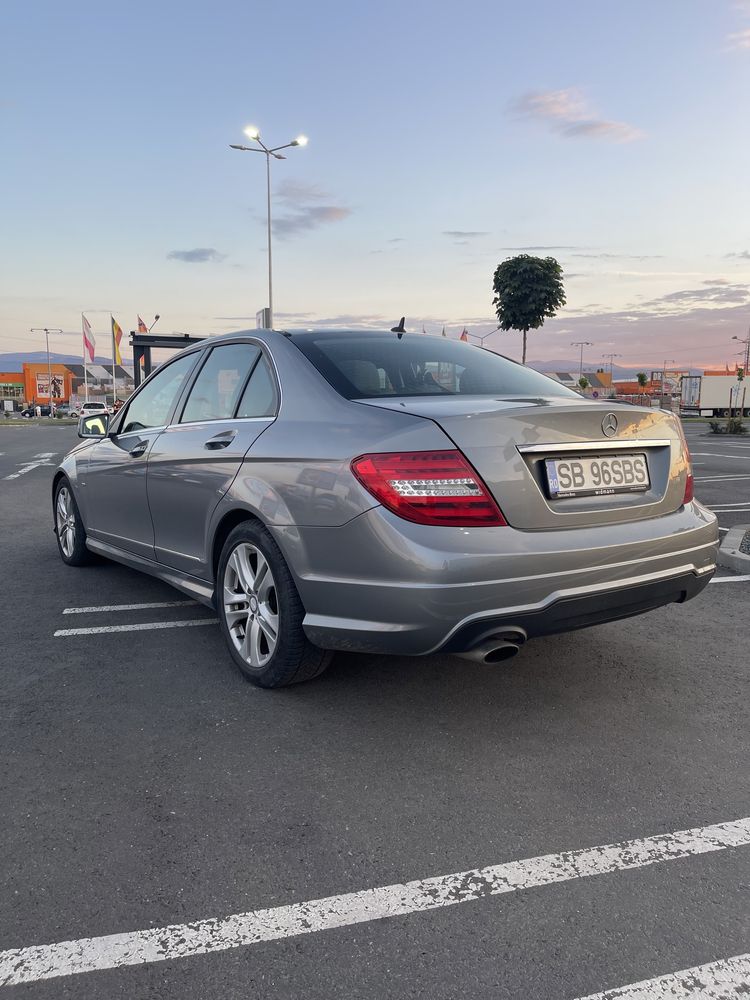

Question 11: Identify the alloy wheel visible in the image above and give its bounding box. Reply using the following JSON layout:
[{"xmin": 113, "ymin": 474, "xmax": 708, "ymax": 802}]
[
  {"xmin": 56, "ymin": 486, "xmax": 76, "ymax": 558},
  {"xmin": 223, "ymin": 542, "xmax": 279, "ymax": 668}
]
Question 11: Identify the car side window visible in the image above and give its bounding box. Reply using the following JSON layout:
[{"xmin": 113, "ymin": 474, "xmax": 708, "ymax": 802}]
[
  {"xmin": 237, "ymin": 354, "xmax": 278, "ymax": 417},
  {"xmin": 120, "ymin": 353, "xmax": 197, "ymax": 434},
  {"xmin": 181, "ymin": 344, "xmax": 261, "ymax": 423}
]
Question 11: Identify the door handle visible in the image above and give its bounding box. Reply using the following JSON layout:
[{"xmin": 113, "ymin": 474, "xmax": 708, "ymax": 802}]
[
  {"xmin": 204, "ymin": 431, "xmax": 237, "ymax": 450},
  {"xmin": 129, "ymin": 441, "xmax": 148, "ymax": 458}
]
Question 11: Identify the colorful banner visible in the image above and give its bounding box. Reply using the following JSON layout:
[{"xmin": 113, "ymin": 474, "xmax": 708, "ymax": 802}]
[
  {"xmin": 111, "ymin": 316, "xmax": 123, "ymax": 366},
  {"xmin": 82, "ymin": 314, "xmax": 96, "ymax": 363}
]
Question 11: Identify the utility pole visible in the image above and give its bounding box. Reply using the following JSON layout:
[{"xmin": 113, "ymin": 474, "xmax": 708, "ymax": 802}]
[
  {"xmin": 571, "ymin": 341, "xmax": 593, "ymax": 380},
  {"xmin": 601, "ymin": 353, "xmax": 621, "ymax": 397}
]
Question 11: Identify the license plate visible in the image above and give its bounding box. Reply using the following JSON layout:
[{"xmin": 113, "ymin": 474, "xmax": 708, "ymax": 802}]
[{"xmin": 545, "ymin": 453, "xmax": 650, "ymax": 499}]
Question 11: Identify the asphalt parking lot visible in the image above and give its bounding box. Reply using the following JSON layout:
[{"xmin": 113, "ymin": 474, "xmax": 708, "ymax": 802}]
[{"xmin": 1, "ymin": 421, "xmax": 748, "ymax": 998}]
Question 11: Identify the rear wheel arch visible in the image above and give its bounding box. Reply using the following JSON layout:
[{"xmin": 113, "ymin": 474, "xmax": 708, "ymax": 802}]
[{"xmin": 211, "ymin": 508, "xmax": 264, "ymax": 586}]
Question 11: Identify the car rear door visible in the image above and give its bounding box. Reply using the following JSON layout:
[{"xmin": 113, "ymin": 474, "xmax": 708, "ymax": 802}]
[
  {"xmin": 146, "ymin": 342, "xmax": 278, "ymax": 577},
  {"xmin": 82, "ymin": 351, "xmax": 200, "ymax": 559}
]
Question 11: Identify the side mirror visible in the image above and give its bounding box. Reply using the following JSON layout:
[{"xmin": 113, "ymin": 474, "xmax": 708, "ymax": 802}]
[{"xmin": 78, "ymin": 413, "xmax": 110, "ymax": 438}]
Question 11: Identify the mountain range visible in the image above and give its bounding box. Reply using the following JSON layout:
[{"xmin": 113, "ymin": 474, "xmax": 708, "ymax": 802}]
[{"xmin": 0, "ymin": 351, "xmax": 133, "ymax": 370}]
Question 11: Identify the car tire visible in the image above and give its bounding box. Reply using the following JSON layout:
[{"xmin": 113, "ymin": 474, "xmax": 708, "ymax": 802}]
[
  {"xmin": 54, "ymin": 478, "xmax": 93, "ymax": 566},
  {"xmin": 217, "ymin": 521, "xmax": 332, "ymax": 688}
]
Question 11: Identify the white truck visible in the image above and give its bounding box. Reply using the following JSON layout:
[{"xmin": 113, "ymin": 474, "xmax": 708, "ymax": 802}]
[{"xmin": 681, "ymin": 375, "xmax": 748, "ymax": 417}]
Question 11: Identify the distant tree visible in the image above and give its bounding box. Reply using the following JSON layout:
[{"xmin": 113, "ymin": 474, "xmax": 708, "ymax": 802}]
[
  {"xmin": 637, "ymin": 371, "xmax": 648, "ymax": 404},
  {"xmin": 492, "ymin": 255, "xmax": 566, "ymax": 364},
  {"xmin": 578, "ymin": 375, "xmax": 590, "ymax": 391}
]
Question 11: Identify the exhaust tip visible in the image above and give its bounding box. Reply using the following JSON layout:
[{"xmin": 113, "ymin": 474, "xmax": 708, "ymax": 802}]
[{"xmin": 483, "ymin": 644, "xmax": 520, "ymax": 664}]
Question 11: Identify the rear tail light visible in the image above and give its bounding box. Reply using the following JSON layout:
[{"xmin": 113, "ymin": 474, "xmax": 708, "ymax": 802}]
[
  {"xmin": 683, "ymin": 470, "xmax": 694, "ymax": 504},
  {"xmin": 351, "ymin": 450, "xmax": 507, "ymax": 526}
]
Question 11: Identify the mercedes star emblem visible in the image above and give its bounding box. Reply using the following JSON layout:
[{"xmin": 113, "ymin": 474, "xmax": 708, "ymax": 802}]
[{"xmin": 601, "ymin": 413, "xmax": 618, "ymax": 437}]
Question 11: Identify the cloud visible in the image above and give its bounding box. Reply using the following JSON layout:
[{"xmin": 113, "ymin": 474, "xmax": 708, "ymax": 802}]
[
  {"xmin": 572, "ymin": 252, "xmax": 664, "ymax": 260},
  {"xmin": 272, "ymin": 181, "xmax": 351, "ymax": 239},
  {"xmin": 442, "ymin": 230, "xmax": 490, "ymax": 239},
  {"xmin": 499, "ymin": 245, "xmax": 584, "ymax": 251},
  {"xmin": 275, "ymin": 179, "xmax": 328, "ymax": 202},
  {"xmin": 167, "ymin": 248, "xmax": 226, "ymax": 264},
  {"xmin": 511, "ymin": 88, "xmax": 645, "ymax": 143},
  {"xmin": 702, "ymin": 278, "xmax": 731, "ymax": 286},
  {"xmin": 640, "ymin": 284, "xmax": 750, "ymax": 311},
  {"xmin": 388, "ymin": 237, "xmax": 405, "ymax": 243},
  {"xmin": 727, "ymin": 27, "xmax": 750, "ymax": 48},
  {"xmin": 726, "ymin": 250, "xmax": 750, "ymax": 259}
]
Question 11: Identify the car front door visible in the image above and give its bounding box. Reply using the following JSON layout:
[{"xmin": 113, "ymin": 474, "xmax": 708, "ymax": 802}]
[
  {"xmin": 146, "ymin": 342, "xmax": 279, "ymax": 577},
  {"xmin": 82, "ymin": 352, "xmax": 199, "ymax": 560}
]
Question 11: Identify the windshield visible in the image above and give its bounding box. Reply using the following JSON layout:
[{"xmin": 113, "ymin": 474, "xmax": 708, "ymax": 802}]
[{"xmin": 291, "ymin": 332, "xmax": 578, "ymax": 400}]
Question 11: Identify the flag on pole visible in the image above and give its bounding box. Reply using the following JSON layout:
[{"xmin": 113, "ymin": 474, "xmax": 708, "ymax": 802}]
[
  {"xmin": 137, "ymin": 315, "xmax": 148, "ymax": 334},
  {"xmin": 441, "ymin": 326, "xmax": 446, "ymax": 337},
  {"xmin": 111, "ymin": 316, "xmax": 123, "ymax": 366},
  {"xmin": 82, "ymin": 314, "xmax": 96, "ymax": 362},
  {"xmin": 459, "ymin": 329, "xmax": 468, "ymax": 342}
]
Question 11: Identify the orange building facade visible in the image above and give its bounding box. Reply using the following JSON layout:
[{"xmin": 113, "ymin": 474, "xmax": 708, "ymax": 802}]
[{"xmin": 0, "ymin": 363, "xmax": 74, "ymax": 405}]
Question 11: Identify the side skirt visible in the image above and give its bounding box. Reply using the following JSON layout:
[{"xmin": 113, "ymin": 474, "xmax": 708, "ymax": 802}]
[{"xmin": 85, "ymin": 538, "xmax": 215, "ymax": 608}]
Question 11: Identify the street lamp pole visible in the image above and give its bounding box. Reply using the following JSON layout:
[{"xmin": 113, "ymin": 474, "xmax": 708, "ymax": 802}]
[
  {"xmin": 30, "ymin": 327, "xmax": 63, "ymax": 415},
  {"xmin": 230, "ymin": 126, "xmax": 308, "ymax": 329},
  {"xmin": 571, "ymin": 341, "xmax": 593, "ymax": 380},
  {"xmin": 732, "ymin": 330, "xmax": 750, "ymax": 374}
]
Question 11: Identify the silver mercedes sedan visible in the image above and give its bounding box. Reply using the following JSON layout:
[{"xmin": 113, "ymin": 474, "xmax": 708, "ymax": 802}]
[{"xmin": 54, "ymin": 329, "xmax": 718, "ymax": 687}]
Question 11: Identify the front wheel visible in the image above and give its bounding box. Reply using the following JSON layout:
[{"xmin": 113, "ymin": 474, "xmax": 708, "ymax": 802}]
[
  {"xmin": 217, "ymin": 521, "xmax": 331, "ymax": 688},
  {"xmin": 55, "ymin": 479, "xmax": 93, "ymax": 566}
]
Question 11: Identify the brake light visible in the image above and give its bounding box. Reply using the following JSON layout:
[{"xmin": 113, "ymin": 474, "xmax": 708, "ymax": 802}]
[
  {"xmin": 351, "ymin": 450, "xmax": 507, "ymax": 526},
  {"xmin": 683, "ymin": 470, "xmax": 694, "ymax": 504}
]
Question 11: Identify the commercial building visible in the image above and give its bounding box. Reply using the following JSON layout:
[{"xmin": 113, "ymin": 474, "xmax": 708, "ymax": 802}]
[{"xmin": 0, "ymin": 361, "xmax": 134, "ymax": 409}]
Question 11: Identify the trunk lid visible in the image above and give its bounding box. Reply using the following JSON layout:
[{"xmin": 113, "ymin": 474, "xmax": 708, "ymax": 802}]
[{"xmin": 356, "ymin": 395, "xmax": 687, "ymax": 529}]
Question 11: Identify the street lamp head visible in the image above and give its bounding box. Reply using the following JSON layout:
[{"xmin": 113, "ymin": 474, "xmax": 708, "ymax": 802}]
[
  {"xmin": 292, "ymin": 134, "xmax": 308, "ymax": 147},
  {"xmin": 244, "ymin": 125, "xmax": 260, "ymax": 140}
]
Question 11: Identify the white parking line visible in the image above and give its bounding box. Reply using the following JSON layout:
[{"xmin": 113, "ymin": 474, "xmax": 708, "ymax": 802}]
[
  {"xmin": 695, "ymin": 475, "xmax": 750, "ymax": 482},
  {"xmin": 710, "ymin": 575, "xmax": 750, "ymax": 584},
  {"xmin": 4, "ymin": 460, "xmax": 55, "ymax": 480},
  {"xmin": 575, "ymin": 952, "xmax": 750, "ymax": 999},
  {"xmin": 1, "ymin": 817, "xmax": 748, "ymax": 986},
  {"xmin": 710, "ymin": 509, "xmax": 750, "ymax": 514},
  {"xmin": 33, "ymin": 452, "xmax": 57, "ymax": 458},
  {"xmin": 54, "ymin": 619, "xmax": 217, "ymax": 636},
  {"xmin": 692, "ymin": 453, "xmax": 750, "ymax": 460},
  {"xmin": 62, "ymin": 601, "xmax": 197, "ymax": 615}
]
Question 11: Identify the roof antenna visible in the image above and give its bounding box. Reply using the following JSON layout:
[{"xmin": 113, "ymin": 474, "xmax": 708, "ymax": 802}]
[{"xmin": 391, "ymin": 316, "xmax": 406, "ymax": 339}]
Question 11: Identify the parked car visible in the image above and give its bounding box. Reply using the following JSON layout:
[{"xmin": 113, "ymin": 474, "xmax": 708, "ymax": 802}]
[
  {"xmin": 74, "ymin": 401, "xmax": 112, "ymax": 418},
  {"xmin": 53, "ymin": 330, "xmax": 718, "ymax": 687},
  {"xmin": 21, "ymin": 404, "xmax": 51, "ymax": 417}
]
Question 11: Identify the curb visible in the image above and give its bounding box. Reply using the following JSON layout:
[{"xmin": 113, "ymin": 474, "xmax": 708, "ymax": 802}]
[{"xmin": 718, "ymin": 524, "xmax": 750, "ymax": 573}]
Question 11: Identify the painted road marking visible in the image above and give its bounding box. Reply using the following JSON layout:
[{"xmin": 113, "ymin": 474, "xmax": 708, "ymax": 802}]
[
  {"xmin": 1, "ymin": 817, "xmax": 748, "ymax": 986},
  {"xmin": 54, "ymin": 619, "xmax": 217, "ymax": 637},
  {"xmin": 710, "ymin": 508, "xmax": 750, "ymax": 514},
  {"xmin": 692, "ymin": 452, "xmax": 750, "ymax": 460},
  {"xmin": 575, "ymin": 952, "xmax": 750, "ymax": 999},
  {"xmin": 3, "ymin": 452, "xmax": 58, "ymax": 480},
  {"xmin": 710, "ymin": 575, "xmax": 750, "ymax": 583},
  {"xmin": 62, "ymin": 601, "xmax": 197, "ymax": 615},
  {"xmin": 695, "ymin": 475, "xmax": 750, "ymax": 482}
]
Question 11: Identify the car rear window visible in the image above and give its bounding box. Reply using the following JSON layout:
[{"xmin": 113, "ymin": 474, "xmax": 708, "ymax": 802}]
[{"xmin": 291, "ymin": 332, "xmax": 578, "ymax": 400}]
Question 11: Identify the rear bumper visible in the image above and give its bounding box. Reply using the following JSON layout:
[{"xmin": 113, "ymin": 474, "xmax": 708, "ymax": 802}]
[{"xmin": 270, "ymin": 501, "xmax": 719, "ymax": 656}]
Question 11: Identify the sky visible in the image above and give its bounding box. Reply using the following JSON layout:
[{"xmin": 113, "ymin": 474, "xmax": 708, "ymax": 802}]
[{"xmin": 1, "ymin": 0, "xmax": 749, "ymax": 372}]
